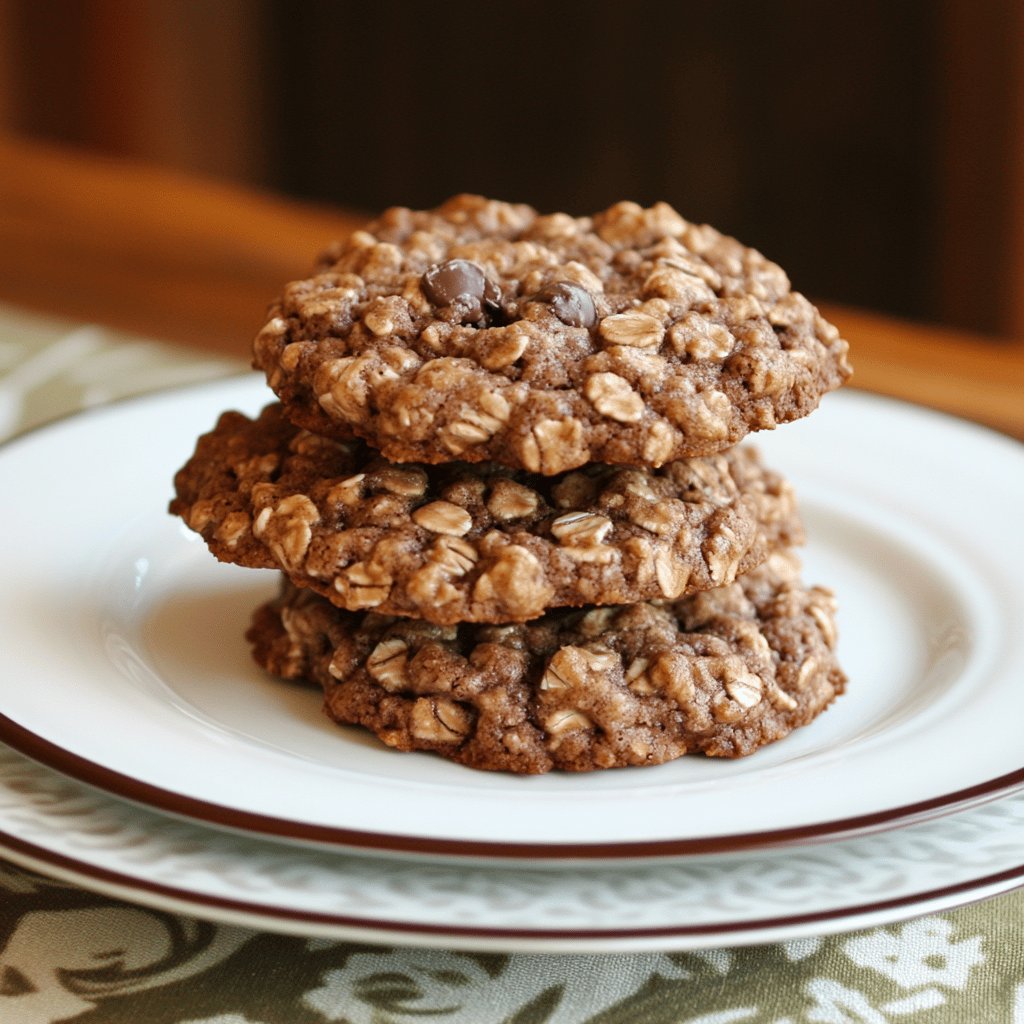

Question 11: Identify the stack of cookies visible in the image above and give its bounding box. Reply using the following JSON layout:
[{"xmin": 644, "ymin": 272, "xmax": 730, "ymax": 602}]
[{"xmin": 171, "ymin": 196, "xmax": 851, "ymax": 774}]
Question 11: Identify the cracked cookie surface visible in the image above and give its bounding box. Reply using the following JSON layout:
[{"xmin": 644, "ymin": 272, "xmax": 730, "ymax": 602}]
[
  {"xmin": 247, "ymin": 550, "xmax": 846, "ymax": 773},
  {"xmin": 253, "ymin": 194, "xmax": 851, "ymax": 474},
  {"xmin": 170, "ymin": 403, "xmax": 802, "ymax": 624}
]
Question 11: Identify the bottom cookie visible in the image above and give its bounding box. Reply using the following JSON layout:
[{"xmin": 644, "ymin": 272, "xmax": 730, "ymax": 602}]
[{"xmin": 248, "ymin": 549, "xmax": 846, "ymax": 774}]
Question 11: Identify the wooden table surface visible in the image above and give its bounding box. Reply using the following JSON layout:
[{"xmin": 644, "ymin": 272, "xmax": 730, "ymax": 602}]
[{"xmin": 2, "ymin": 134, "xmax": 1022, "ymax": 440}]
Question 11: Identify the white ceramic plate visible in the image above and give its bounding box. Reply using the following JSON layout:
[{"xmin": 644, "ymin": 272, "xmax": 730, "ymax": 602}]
[
  {"xmin": 1, "ymin": 740, "xmax": 1023, "ymax": 952},
  {"xmin": 1, "ymin": 376, "xmax": 1023, "ymax": 859}
]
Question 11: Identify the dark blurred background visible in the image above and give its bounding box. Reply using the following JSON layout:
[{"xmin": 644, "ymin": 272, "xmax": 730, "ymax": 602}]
[{"xmin": 2, "ymin": 0, "xmax": 1022, "ymax": 337}]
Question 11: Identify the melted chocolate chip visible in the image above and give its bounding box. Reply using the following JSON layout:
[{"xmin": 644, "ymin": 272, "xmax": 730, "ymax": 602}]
[
  {"xmin": 422, "ymin": 259, "xmax": 484, "ymax": 306},
  {"xmin": 421, "ymin": 259, "xmax": 502, "ymax": 323},
  {"xmin": 532, "ymin": 281, "xmax": 597, "ymax": 329}
]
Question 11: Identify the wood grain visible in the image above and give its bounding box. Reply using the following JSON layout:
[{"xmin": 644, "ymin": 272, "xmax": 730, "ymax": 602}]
[
  {"xmin": 1, "ymin": 134, "xmax": 1021, "ymax": 439},
  {"xmin": 0, "ymin": 134, "xmax": 365, "ymax": 350}
]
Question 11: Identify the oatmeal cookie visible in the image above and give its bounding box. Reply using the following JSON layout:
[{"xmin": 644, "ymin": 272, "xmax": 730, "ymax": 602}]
[
  {"xmin": 171, "ymin": 403, "xmax": 802, "ymax": 624},
  {"xmin": 253, "ymin": 194, "xmax": 851, "ymax": 473},
  {"xmin": 248, "ymin": 549, "xmax": 845, "ymax": 773}
]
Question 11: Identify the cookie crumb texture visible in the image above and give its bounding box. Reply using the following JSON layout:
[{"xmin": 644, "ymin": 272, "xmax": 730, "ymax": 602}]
[
  {"xmin": 171, "ymin": 404, "xmax": 802, "ymax": 624},
  {"xmin": 248, "ymin": 551, "xmax": 846, "ymax": 773},
  {"xmin": 253, "ymin": 195, "xmax": 851, "ymax": 474}
]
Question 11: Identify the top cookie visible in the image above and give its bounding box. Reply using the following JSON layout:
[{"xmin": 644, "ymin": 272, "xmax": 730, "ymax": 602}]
[{"xmin": 253, "ymin": 195, "xmax": 851, "ymax": 474}]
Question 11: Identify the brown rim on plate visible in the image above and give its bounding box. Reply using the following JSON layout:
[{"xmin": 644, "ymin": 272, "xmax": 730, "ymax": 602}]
[
  {"xmin": 1, "ymin": 806, "xmax": 1023, "ymax": 948},
  {"xmin": 1, "ymin": 713, "xmax": 1022, "ymax": 861}
]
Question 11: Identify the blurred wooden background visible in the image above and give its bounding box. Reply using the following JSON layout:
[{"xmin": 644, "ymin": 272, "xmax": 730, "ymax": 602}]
[{"xmin": 1, "ymin": 0, "xmax": 1023, "ymax": 342}]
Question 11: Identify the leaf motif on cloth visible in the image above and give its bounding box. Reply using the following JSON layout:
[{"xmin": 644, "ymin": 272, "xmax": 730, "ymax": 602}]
[
  {"xmin": 842, "ymin": 917, "xmax": 985, "ymax": 991},
  {"xmin": 301, "ymin": 949, "xmax": 701, "ymax": 1024},
  {"xmin": 302, "ymin": 950, "xmax": 507, "ymax": 1023},
  {"xmin": 0, "ymin": 907, "xmax": 248, "ymax": 1024},
  {"xmin": 802, "ymin": 978, "xmax": 890, "ymax": 1023}
]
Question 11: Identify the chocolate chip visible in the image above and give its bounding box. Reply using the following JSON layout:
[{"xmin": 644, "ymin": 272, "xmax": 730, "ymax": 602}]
[
  {"xmin": 422, "ymin": 260, "xmax": 483, "ymax": 306},
  {"xmin": 422, "ymin": 259, "xmax": 501, "ymax": 322},
  {"xmin": 532, "ymin": 281, "xmax": 597, "ymax": 329}
]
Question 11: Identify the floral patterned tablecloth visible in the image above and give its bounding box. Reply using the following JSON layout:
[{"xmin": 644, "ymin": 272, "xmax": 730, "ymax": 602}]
[{"xmin": 1, "ymin": 304, "xmax": 1022, "ymax": 1024}]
